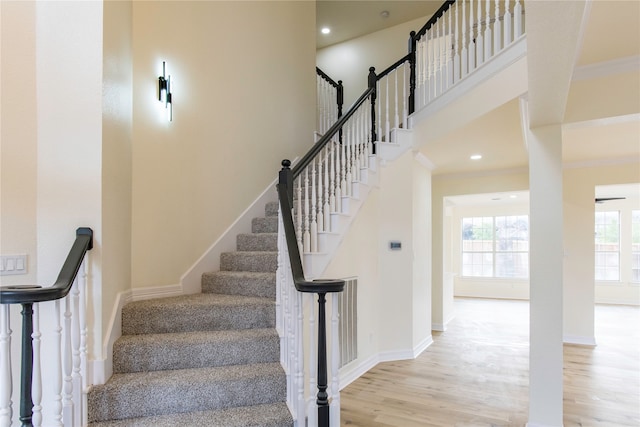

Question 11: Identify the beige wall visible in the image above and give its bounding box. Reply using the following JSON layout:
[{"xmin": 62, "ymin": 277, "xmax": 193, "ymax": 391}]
[
  {"xmin": 102, "ymin": 0, "xmax": 133, "ymax": 351},
  {"xmin": 130, "ymin": 1, "xmax": 316, "ymax": 290},
  {"xmin": 1, "ymin": 1, "xmax": 38, "ymax": 287}
]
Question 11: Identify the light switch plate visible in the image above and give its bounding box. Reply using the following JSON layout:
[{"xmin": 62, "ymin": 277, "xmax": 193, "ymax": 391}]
[{"xmin": 1, "ymin": 254, "xmax": 28, "ymax": 275}]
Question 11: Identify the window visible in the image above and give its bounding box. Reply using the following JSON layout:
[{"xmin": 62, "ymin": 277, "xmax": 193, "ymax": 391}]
[
  {"xmin": 595, "ymin": 211, "xmax": 620, "ymax": 281},
  {"xmin": 632, "ymin": 210, "xmax": 640, "ymax": 283},
  {"xmin": 462, "ymin": 215, "xmax": 529, "ymax": 278}
]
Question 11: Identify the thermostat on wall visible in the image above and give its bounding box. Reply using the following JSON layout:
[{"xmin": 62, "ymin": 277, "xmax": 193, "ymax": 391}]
[{"xmin": 389, "ymin": 241, "xmax": 402, "ymax": 250}]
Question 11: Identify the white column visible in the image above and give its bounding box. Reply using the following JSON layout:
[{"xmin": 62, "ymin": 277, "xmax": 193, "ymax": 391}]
[{"xmin": 527, "ymin": 124, "xmax": 564, "ymax": 427}]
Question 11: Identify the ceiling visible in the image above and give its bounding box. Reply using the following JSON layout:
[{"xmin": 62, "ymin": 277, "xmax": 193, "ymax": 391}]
[
  {"xmin": 317, "ymin": 1, "xmax": 443, "ymax": 49},
  {"xmin": 317, "ymin": 1, "xmax": 640, "ymax": 202}
]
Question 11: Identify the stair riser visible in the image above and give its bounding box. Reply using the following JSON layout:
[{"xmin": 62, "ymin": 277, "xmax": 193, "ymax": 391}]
[
  {"xmin": 113, "ymin": 333, "xmax": 279, "ymax": 373},
  {"xmin": 88, "ymin": 369, "xmax": 287, "ymax": 422},
  {"xmin": 220, "ymin": 252, "xmax": 277, "ymax": 272},
  {"xmin": 252, "ymin": 217, "xmax": 278, "ymax": 233},
  {"xmin": 202, "ymin": 272, "xmax": 276, "ymax": 298},
  {"xmin": 122, "ymin": 304, "xmax": 275, "ymax": 335},
  {"xmin": 237, "ymin": 233, "xmax": 278, "ymax": 251}
]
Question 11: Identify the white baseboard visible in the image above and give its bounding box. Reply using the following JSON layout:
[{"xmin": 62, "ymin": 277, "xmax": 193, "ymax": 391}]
[
  {"xmin": 339, "ymin": 354, "xmax": 380, "ymax": 390},
  {"xmin": 131, "ymin": 284, "xmax": 182, "ymax": 301},
  {"xmin": 563, "ymin": 334, "xmax": 597, "ymax": 347},
  {"xmin": 339, "ymin": 339, "xmax": 433, "ymax": 391},
  {"xmin": 432, "ymin": 322, "xmax": 446, "ymax": 332},
  {"xmin": 526, "ymin": 423, "xmax": 564, "ymax": 427},
  {"xmin": 413, "ymin": 335, "xmax": 433, "ymax": 358}
]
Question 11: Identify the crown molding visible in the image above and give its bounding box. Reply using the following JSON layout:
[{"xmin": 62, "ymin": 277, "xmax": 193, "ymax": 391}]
[{"xmin": 572, "ymin": 55, "xmax": 640, "ymax": 81}]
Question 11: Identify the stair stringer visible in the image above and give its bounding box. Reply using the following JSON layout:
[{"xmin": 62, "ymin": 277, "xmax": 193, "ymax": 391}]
[{"xmin": 301, "ymin": 155, "xmax": 379, "ymax": 280}]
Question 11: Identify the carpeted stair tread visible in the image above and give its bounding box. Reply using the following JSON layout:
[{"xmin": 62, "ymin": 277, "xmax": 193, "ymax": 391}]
[
  {"xmin": 202, "ymin": 271, "xmax": 276, "ymax": 298},
  {"xmin": 220, "ymin": 251, "xmax": 278, "ymax": 272},
  {"xmin": 237, "ymin": 232, "xmax": 278, "ymax": 251},
  {"xmin": 87, "ymin": 402, "xmax": 292, "ymax": 427},
  {"xmin": 122, "ymin": 293, "xmax": 275, "ymax": 335},
  {"xmin": 113, "ymin": 328, "xmax": 279, "ymax": 373},
  {"xmin": 88, "ymin": 362, "xmax": 286, "ymax": 422}
]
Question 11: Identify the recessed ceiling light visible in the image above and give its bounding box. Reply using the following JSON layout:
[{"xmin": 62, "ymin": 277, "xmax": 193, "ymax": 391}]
[
  {"xmin": 509, "ymin": 194, "xmax": 518, "ymax": 199},
  {"xmin": 321, "ymin": 27, "xmax": 331, "ymax": 35},
  {"xmin": 380, "ymin": 10, "xmax": 390, "ymax": 19},
  {"xmin": 470, "ymin": 154, "xmax": 482, "ymax": 160}
]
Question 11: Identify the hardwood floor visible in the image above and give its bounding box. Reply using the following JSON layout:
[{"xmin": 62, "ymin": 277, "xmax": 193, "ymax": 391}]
[{"xmin": 340, "ymin": 298, "xmax": 640, "ymax": 426}]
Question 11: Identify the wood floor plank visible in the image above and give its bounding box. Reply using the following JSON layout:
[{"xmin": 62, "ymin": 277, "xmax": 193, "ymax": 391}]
[{"xmin": 340, "ymin": 298, "xmax": 640, "ymax": 426}]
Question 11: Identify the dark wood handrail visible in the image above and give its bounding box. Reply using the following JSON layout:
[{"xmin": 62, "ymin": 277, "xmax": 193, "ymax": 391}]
[
  {"xmin": 316, "ymin": 67, "xmax": 340, "ymax": 89},
  {"xmin": 376, "ymin": 53, "xmax": 412, "ymax": 81},
  {"xmin": 0, "ymin": 228, "xmax": 93, "ymax": 305}
]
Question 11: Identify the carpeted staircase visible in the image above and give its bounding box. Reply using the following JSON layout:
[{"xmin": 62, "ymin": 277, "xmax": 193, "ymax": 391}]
[{"xmin": 88, "ymin": 200, "xmax": 293, "ymax": 427}]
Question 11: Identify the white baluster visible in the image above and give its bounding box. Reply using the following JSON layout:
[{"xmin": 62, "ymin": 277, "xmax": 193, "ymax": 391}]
[
  {"xmin": 334, "ymin": 139, "xmax": 342, "ymax": 214},
  {"xmin": 323, "ymin": 146, "xmax": 330, "ymax": 232},
  {"xmin": 514, "ymin": 0, "xmax": 523, "ymax": 38},
  {"xmin": 426, "ymin": 29, "xmax": 432, "ymax": 103},
  {"xmin": 461, "ymin": 0, "xmax": 468, "ymax": 77},
  {"xmin": 485, "ymin": 0, "xmax": 493, "ymax": 60},
  {"xmin": 346, "ymin": 121, "xmax": 353, "ymax": 196},
  {"xmin": 303, "ymin": 168, "xmax": 310, "ymax": 253},
  {"xmin": 31, "ymin": 305, "xmax": 42, "ymax": 427},
  {"xmin": 439, "ymin": 18, "xmax": 445, "ymax": 96},
  {"xmin": 330, "ymin": 293, "xmax": 341, "ymax": 427},
  {"xmin": 296, "ymin": 177, "xmax": 304, "ymax": 253},
  {"xmin": 394, "ymin": 69, "xmax": 399, "ymax": 131},
  {"xmin": 402, "ymin": 62, "xmax": 408, "ymax": 128},
  {"xmin": 307, "ymin": 294, "xmax": 317, "ymax": 427},
  {"xmin": 384, "ymin": 76, "xmax": 391, "ymax": 142},
  {"xmin": 295, "ymin": 292, "xmax": 305, "ymax": 426},
  {"xmin": 468, "ymin": 0, "xmax": 476, "ymax": 72},
  {"xmin": 340, "ymin": 133, "xmax": 347, "ymax": 209},
  {"xmin": 494, "ymin": 0, "xmax": 502, "ymax": 53},
  {"xmin": 317, "ymin": 152, "xmax": 324, "ymax": 235},
  {"xmin": 310, "ymin": 160, "xmax": 318, "ymax": 252},
  {"xmin": 454, "ymin": 2, "xmax": 461, "ymax": 83},
  {"xmin": 504, "ymin": 0, "xmax": 512, "ymax": 46},
  {"xmin": 53, "ymin": 301, "xmax": 62, "ymax": 426},
  {"xmin": 71, "ymin": 274, "xmax": 83, "ymax": 425},
  {"xmin": 79, "ymin": 260, "xmax": 88, "ymax": 426},
  {"xmin": 476, "ymin": 0, "xmax": 484, "ymax": 65},
  {"xmin": 63, "ymin": 296, "xmax": 73, "ymax": 426},
  {"xmin": 329, "ymin": 140, "xmax": 336, "ymax": 214},
  {"xmin": 447, "ymin": 6, "xmax": 454, "ymax": 89},
  {"xmin": 0, "ymin": 305, "xmax": 13, "ymax": 427}
]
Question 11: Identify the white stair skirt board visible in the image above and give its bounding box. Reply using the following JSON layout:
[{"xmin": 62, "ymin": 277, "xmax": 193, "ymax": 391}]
[
  {"xmin": 304, "ymin": 168, "xmax": 378, "ymax": 280},
  {"xmin": 376, "ymin": 129, "xmax": 413, "ymax": 164}
]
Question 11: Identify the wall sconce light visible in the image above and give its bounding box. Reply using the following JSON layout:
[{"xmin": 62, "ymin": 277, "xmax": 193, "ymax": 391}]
[{"xmin": 158, "ymin": 61, "xmax": 173, "ymax": 121}]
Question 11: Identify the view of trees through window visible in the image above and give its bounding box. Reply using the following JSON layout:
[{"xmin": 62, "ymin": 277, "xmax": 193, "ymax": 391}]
[
  {"xmin": 595, "ymin": 211, "xmax": 620, "ymax": 281},
  {"xmin": 462, "ymin": 215, "xmax": 529, "ymax": 278}
]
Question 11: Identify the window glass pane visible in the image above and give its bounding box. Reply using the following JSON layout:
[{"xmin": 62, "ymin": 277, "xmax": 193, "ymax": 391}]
[{"xmin": 595, "ymin": 211, "xmax": 620, "ymax": 281}]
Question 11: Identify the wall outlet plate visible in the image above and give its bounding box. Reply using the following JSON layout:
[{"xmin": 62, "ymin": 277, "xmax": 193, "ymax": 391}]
[{"xmin": 1, "ymin": 254, "xmax": 28, "ymax": 275}]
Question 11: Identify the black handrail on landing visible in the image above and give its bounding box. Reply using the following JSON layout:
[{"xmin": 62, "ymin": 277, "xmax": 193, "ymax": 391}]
[{"xmin": 0, "ymin": 227, "xmax": 93, "ymax": 427}]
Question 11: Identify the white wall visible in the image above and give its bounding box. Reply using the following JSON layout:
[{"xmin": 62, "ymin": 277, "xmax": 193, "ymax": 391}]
[{"xmin": 130, "ymin": 1, "xmax": 316, "ymax": 291}]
